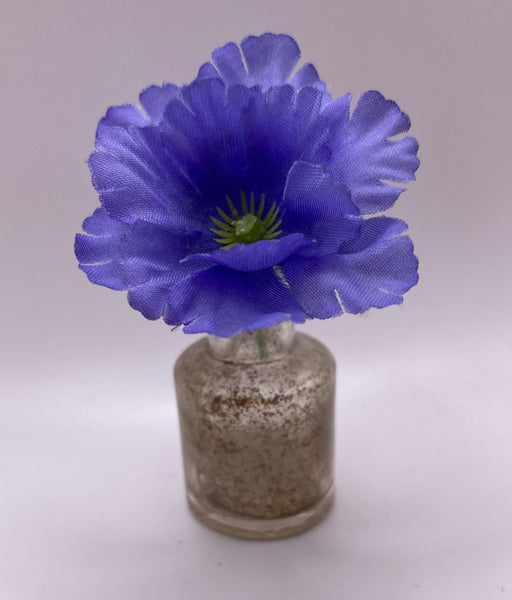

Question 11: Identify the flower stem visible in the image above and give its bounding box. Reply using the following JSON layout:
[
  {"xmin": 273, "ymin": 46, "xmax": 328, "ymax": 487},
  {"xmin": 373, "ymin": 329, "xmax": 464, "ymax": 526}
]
[{"xmin": 255, "ymin": 329, "xmax": 267, "ymax": 360}]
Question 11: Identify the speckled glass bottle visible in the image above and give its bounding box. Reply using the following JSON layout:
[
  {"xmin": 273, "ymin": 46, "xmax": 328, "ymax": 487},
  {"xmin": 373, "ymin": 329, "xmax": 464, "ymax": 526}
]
[{"xmin": 174, "ymin": 321, "xmax": 335, "ymax": 539}]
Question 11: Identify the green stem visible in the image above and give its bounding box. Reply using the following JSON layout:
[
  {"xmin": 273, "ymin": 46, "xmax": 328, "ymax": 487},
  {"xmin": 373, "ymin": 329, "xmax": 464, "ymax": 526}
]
[{"xmin": 255, "ymin": 329, "xmax": 267, "ymax": 360}]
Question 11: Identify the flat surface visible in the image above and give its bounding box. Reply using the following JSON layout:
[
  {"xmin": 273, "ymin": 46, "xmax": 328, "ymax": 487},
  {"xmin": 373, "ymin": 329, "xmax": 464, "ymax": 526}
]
[{"xmin": 1, "ymin": 0, "xmax": 511, "ymax": 598}]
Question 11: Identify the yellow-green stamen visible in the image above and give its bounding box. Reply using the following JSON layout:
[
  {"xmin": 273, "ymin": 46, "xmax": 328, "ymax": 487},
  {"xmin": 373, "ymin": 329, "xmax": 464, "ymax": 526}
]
[{"xmin": 210, "ymin": 192, "xmax": 282, "ymax": 249}]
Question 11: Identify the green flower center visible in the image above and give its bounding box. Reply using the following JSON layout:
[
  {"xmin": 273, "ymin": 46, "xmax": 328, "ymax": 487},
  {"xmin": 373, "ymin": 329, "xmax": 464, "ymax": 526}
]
[{"xmin": 210, "ymin": 192, "xmax": 282, "ymax": 250}]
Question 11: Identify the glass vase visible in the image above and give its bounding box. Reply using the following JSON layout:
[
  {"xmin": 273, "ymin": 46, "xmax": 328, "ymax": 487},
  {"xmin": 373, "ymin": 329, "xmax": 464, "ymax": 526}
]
[{"xmin": 174, "ymin": 321, "xmax": 335, "ymax": 539}]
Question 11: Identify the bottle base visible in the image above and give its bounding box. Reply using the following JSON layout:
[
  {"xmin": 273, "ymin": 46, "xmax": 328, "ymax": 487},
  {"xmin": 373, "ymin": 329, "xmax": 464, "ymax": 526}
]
[{"xmin": 186, "ymin": 485, "xmax": 334, "ymax": 540}]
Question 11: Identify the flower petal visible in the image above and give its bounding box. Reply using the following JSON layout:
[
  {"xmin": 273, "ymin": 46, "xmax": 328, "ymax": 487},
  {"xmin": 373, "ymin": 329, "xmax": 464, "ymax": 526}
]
[
  {"xmin": 201, "ymin": 33, "xmax": 329, "ymax": 96},
  {"xmin": 139, "ymin": 83, "xmax": 180, "ymax": 124},
  {"xmin": 119, "ymin": 221, "xmax": 213, "ymax": 287},
  {"xmin": 75, "ymin": 208, "xmax": 130, "ymax": 290},
  {"xmin": 127, "ymin": 275, "xmax": 178, "ymax": 321},
  {"xmin": 166, "ymin": 266, "xmax": 307, "ymax": 336},
  {"xmin": 183, "ymin": 233, "xmax": 311, "ymax": 272},
  {"xmin": 76, "ymin": 208, "xmax": 212, "ymax": 298},
  {"xmin": 90, "ymin": 122, "xmax": 202, "ymax": 229},
  {"xmin": 241, "ymin": 33, "xmax": 300, "ymax": 89},
  {"xmin": 161, "ymin": 78, "xmax": 249, "ymax": 204},
  {"xmin": 290, "ymin": 63, "xmax": 329, "ymax": 98},
  {"xmin": 280, "ymin": 217, "xmax": 418, "ymax": 318},
  {"xmin": 96, "ymin": 104, "xmax": 148, "ymax": 135},
  {"xmin": 282, "ymin": 161, "xmax": 361, "ymax": 256},
  {"xmin": 241, "ymin": 85, "xmax": 328, "ymax": 200},
  {"xmin": 196, "ymin": 62, "xmax": 219, "ymax": 80},
  {"xmin": 211, "ymin": 42, "xmax": 248, "ymax": 87},
  {"xmin": 326, "ymin": 91, "xmax": 420, "ymax": 214}
]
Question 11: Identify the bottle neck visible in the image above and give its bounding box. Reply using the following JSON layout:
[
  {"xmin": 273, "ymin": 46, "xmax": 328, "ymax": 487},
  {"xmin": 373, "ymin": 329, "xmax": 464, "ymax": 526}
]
[{"xmin": 207, "ymin": 321, "xmax": 295, "ymax": 364}]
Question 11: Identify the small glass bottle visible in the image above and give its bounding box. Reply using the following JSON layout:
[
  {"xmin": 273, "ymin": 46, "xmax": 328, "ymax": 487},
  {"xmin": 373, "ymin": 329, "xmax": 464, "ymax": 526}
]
[{"xmin": 174, "ymin": 321, "xmax": 335, "ymax": 539}]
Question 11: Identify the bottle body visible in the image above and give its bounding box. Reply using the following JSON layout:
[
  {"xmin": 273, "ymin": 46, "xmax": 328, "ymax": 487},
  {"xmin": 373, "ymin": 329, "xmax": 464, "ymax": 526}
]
[{"xmin": 174, "ymin": 322, "xmax": 335, "ymax": 539}]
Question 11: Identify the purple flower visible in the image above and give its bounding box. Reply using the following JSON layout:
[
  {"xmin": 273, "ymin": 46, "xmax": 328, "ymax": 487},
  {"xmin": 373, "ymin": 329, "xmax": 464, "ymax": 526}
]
[{"xmin": 75, "ymin": 33, "xmax": 419, "ymax": 337}]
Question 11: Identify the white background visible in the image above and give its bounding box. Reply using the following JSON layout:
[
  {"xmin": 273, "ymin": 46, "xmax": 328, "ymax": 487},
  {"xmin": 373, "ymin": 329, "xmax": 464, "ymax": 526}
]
[{"xmin": 1, "ymin": 0, "xmax": 511, "ymax": 598}]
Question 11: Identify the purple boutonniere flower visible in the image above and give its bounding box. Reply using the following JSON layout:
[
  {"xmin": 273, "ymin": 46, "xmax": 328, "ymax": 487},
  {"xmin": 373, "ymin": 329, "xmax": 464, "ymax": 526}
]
[{"xmin": 75, "ymin": 33, "xmax": 419, "ymax": 337}]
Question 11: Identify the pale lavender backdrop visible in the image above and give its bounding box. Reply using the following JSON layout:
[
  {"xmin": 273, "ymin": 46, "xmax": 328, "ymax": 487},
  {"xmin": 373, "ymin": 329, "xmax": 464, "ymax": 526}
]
[{"xmin": 1, "ymin": 0, "xmax": 511, "ymax": 598}]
